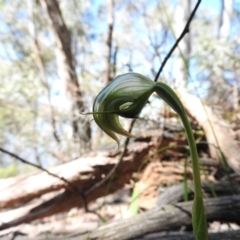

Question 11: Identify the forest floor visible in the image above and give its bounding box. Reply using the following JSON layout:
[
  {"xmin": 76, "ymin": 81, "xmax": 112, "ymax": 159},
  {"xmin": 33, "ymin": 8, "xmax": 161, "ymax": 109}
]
[{"xmin": 1, "ymin": 108, "xmax": 240, "ymax": 240}]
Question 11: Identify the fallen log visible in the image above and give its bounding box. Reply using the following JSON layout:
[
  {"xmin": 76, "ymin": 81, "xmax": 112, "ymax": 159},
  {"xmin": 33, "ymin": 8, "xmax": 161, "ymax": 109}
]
[
  {"xmin": 156, "ymin": 179, "xmax": 240, "ymax": 207},
  {"xmin": 179, "ymin": 90, "xmax": 240, "ymax": 173},
  {"xmin": 1, "ymin": 136, "xmax": 165, "ymax": 210},
  {"xmin": 70, "ymin": 194, "xmax": 240, "ymax": 240},
  {"xmin": 1, "ymin": 193, "xmax": 240, "ymax": 240},
  {"xmin": 0, "ymin": 141, "xmax": 151, "ymax": 230},
  {"xmin": 1, "ymin": 230, "xmax": 240, "ymax": 240}
]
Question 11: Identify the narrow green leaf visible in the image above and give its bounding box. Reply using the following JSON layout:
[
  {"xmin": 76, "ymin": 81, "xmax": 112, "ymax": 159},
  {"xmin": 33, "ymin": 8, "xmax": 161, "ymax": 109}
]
[{"xmin": 129, "ymin": 187, "xmax": 139, "ymax": 216}]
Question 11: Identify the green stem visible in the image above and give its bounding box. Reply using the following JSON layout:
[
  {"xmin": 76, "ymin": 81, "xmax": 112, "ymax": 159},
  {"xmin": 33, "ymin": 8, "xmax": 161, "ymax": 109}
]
[
  {"xmin": 181, "ymin": 111, "xmax": 208, "ymax": 240},
  {"xmin": 181, "ymin": 112, "xmax": 202, "ymax": 197},
  {"xmin": 153, "ymin": 81, "xmax": 207, "ymax": 238}
]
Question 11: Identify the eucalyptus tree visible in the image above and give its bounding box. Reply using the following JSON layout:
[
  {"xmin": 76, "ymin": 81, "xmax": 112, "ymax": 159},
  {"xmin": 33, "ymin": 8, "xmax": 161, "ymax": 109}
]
[
  {"xmin": 0, "ymin": 0, "xmax": 96, "ymax": 168},
  {"xmin": 192, "ymin": 0, "xmax": 238, "ymax": 107}
]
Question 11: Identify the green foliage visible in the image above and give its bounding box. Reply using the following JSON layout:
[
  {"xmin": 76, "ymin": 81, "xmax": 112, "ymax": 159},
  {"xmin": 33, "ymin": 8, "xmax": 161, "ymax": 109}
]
[
  {"xmin": 0, "ymin": 163, "xmax": 18, "ymax": 178},
  {"xmin": 129, "ymin": 187, "xmax": 139, "ymax": 216}
]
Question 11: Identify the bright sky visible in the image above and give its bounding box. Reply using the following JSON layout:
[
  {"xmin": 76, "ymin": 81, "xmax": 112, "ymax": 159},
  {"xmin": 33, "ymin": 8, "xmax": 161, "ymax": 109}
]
[
  {"xmin": 0, "ymin": 0, "xmax": 223, "ymax": 111},
  {"xmin": 201, "ymin": 0, "xmax": 220, "ymax": 11}
]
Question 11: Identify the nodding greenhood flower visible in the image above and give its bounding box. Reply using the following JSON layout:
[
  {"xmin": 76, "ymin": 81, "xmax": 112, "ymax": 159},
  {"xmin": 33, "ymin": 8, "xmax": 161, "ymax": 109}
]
[
  {"xmin": 93, "ymin": 73, "xmax": 154, "ymax": 147},
  {"xmin": 93, "ymin": 72, "xmax": 184, "ymax": 147},
  {"xmin": 93, "ymin": 72, "xmax": 208, "ymax": 240}
]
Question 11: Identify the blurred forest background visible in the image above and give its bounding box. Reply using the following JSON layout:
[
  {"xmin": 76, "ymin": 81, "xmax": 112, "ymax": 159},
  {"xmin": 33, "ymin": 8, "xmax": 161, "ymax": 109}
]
[{"xmin": 0, "ymin": 0, "xmax": 240, "ymax": 239}]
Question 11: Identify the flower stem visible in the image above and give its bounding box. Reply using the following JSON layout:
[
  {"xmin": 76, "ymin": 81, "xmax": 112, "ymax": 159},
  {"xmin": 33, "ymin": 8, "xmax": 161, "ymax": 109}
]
[
  {"xmin": 181, "ymin": 112, "xmax": 202, "ymax": 197},
  {"xmin": 180, "ymin": 111, "xmax": 208, "ymax": 240}
]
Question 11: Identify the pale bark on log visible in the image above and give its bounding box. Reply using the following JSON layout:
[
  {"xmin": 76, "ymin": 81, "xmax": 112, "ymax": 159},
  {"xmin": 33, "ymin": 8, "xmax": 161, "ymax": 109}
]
[
  {"xmin": 156, "ymin": 179, "xmax": 240, "ymax": 207},
  {"xmin": 0, "ymin": 141, "xmax": 150, "ymax": 230},
  {"xmin": 2, "ymin": 195, "xmax": 240, "ymax": 240},
  {"xmin": 0, "ymin": 131, "xmax": 238, "ymax": 231},
  {"xmin": 179, "ymin": 90, "xmax": 240, "ymax": 173},
  {"xmin": 2, "ymin": 182, "xmax": 239, "ymax": 239},
  {"xmin": 2, "ymin": 230, "xmax": 240, "ymax": 240},
  {"xmin": 59, "ymin": 195, "xmax": 240, "ymax": 240}
]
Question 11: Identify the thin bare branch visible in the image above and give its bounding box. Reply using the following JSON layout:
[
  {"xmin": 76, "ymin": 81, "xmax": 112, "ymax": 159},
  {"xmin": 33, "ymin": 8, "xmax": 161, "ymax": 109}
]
[
  {"xmin": 154, "ymin": 0, "xmax": 201, "ymax": 82},
  {"xmin": 0, "ymin": 147, "xmax": 88, "ymax": 212}
]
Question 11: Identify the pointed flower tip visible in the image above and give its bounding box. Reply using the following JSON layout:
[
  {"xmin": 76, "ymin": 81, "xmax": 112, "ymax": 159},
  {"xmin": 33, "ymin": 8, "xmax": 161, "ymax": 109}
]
[
  {"xmin": 115, "ymin": 132, "xmax": 135, "ymax": 150},
  {"xmin": 80, "ymin": 111, "xmax": 93, "ymax": 115}
]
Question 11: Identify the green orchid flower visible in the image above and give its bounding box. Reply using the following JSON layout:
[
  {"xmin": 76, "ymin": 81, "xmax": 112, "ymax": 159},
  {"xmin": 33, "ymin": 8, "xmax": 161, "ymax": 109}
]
[
  {"xmin": 93, "ymin": 73, "xmax": 155, "ymax": 146},
  {"xmin": 92, "ymin": 72, "xmax": 208, "ymax": 240},
  {"xmin": 93, "ymin": 73, "xmax": 186, "ymax": 145}
]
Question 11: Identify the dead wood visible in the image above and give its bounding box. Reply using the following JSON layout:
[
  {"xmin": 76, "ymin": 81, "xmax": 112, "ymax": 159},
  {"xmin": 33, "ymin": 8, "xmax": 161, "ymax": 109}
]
[
  {"xmin": 0, "ymin": 127, "xmax": 238, "ymax": 232},
  {"xmin": 1, "ymin": 230, "xmax": 240, "ymax": 240},
  {"xmin": 54, "ymin": 194, "xmax": 240, "ymax": 240},
  {"xmin": 156, "ymin": 179, "xmax": 240, "ymax": 207},
  {"xmin": 2, "ymin": 194, "xmax": 240, "ymax": 240},
  {"xmin": 1, "ymin": 115, "xmax": 239, "ymax": 236},
  {"xmin": 0, "ymin": 141, "xmax": 151, "ymax": 230},
  {"xmin": 179, "ymin": 90, "xmax": 240, "ymax": 173},
  {"xmin": 134, "ymin": 230, "xmax": 240, "ymax": 240}
]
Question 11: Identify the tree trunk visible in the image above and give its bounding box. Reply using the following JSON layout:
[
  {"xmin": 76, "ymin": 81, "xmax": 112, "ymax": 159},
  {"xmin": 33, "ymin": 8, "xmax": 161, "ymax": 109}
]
[
  {"xmin": 219, "ymin": 0, "xmax": 233, "ymax": 40},
  {"xmin": 40, "ymin": 0, "xmax": 91, "ymax": 149},
  {"xmin": 105, "ymin": 0, "xmax": 115, "ymax": 85},
  {"xmin": 173, "ymin": 0, "xmax": 191, "ymax": 89}
]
